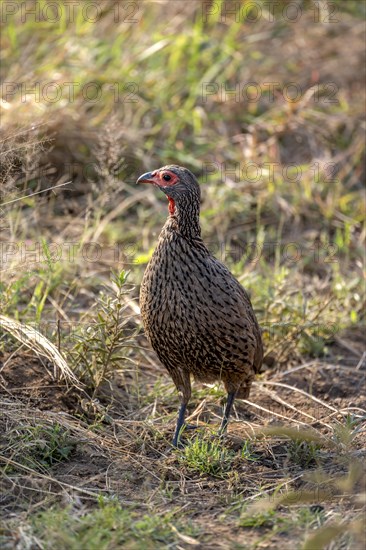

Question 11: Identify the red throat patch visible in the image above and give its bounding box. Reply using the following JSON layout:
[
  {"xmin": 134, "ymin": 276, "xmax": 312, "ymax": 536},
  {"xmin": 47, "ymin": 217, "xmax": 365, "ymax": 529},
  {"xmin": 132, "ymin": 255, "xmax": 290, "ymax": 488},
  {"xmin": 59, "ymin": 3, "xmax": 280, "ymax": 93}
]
[{"xmin": 168, "ymin": 197, "xmax": 175, "ymax": 216}]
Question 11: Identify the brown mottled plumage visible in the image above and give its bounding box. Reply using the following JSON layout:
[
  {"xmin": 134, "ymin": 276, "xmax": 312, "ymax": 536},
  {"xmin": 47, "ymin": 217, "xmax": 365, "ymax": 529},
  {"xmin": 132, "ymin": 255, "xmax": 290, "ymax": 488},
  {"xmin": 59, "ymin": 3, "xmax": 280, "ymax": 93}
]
[{"xmin": 137, "ymin": 165, "xmax": 263, "ymax": 446}]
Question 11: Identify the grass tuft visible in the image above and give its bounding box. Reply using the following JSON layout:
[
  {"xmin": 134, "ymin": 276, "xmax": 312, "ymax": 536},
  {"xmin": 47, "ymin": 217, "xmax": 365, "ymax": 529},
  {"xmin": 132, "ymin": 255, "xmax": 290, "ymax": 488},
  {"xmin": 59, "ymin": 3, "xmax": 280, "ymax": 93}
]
[{"xmin": 178, "ymin": 435, "xmax": 236, "ymax": 478}]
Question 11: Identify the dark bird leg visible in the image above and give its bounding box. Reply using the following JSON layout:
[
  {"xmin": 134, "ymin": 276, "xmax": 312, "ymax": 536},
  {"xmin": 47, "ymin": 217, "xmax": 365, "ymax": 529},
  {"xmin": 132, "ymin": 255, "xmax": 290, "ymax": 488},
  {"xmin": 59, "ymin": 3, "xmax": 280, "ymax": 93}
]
[
  {"xmin": 172, "ymin": 402, "xmax": 187, "ymax": 447},
  {"xmin": 172, "ymin": 377, "xmax": 191, "ymax": 447},
  {"xmin": 219, "ymin": 391, "xmax": 236, "ymax": 435}
]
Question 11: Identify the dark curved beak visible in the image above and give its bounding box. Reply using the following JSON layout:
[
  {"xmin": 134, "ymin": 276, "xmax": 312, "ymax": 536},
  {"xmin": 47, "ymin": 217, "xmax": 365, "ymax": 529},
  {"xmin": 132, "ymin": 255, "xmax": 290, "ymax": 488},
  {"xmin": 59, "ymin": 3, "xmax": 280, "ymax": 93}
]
[{"xmin": 136, "ymin": 171, "xmax": 155, "ymax": 184}]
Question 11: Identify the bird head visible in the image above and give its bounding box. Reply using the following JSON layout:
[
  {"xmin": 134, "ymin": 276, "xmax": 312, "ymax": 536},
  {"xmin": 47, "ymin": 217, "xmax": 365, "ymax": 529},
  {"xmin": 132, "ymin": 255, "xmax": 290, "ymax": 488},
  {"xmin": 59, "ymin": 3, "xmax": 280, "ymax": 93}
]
[{"xmin": 136, "ymin": 165, "xmax": 200, "ymax": 216}]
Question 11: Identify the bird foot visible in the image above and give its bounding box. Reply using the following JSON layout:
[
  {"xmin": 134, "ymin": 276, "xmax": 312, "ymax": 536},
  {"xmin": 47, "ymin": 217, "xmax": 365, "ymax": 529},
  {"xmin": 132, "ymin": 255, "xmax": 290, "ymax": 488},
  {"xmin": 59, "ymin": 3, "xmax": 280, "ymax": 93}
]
[
  {"xmin": 172, "ymin": 424, "xmax": 198, "ymax": 448},
  {"xmin": 172, "ymin": 440, "xmax": 185, "ymax": 449}
]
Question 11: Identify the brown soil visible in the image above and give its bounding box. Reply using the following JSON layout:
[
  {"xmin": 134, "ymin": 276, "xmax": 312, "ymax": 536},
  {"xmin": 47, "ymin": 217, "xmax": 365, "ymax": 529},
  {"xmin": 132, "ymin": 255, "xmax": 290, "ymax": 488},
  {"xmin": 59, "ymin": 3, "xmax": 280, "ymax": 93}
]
[{"xmin": 0, "ymin": 352, "xmax": 80, "ymax": 413}]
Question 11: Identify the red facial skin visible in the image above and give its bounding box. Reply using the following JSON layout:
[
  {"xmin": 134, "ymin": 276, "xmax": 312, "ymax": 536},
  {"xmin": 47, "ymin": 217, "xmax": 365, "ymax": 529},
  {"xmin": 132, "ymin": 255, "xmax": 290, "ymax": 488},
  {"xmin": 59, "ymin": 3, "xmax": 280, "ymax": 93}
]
[
  {"xmin": 140, "ymin": 169, "xmax": 178, "ymax": 216},
  {"xmin": 149, "ymin": 170, "xmax": 179, "ymax": 187}
]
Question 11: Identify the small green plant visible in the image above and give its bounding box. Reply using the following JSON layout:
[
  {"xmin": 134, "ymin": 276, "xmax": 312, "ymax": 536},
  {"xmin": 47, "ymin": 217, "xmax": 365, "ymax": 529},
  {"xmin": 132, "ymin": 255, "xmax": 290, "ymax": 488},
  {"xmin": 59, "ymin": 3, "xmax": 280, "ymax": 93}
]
[
  {"xmin": 27, "ymin": 239, "xmax": 66, "ymax": 322},
  {"xmin": 240, "ymin": 509, "xmax": 277, "ymax": 529},
  {"xmin": 287, "ymin": 439, "xmax": 321, "ymax": 468},
  {"xmin": 28, "ymin": 501, "xmax": 198, "ymax": 550},
  {"xmin": 299, "ymin": 331, "xmax": 328, "ymax": 358},
  {"xmin": 240, "ymin": 440, "xmax": 259, "ymax": 461},
  {"xmin": 239, "ymin": 505, "xmax": 325, "ymax": 539},
  {"xmin": 3, "ymin": 422, "xmax": 76, "ymax": 472},
  {"xmin": 178, "ymin": 435, "xmax": 236, "ymax": 478},
  {"xmin": 332, "ymin": 414, "xmax": 366, "ymax": 449},
  {"xmin": 70, "ymin": 270, "xmax": 137, "ymax": 394},
  {"xmin": 0, "ymin": 273, "xmax": 33, "ymax": 319}
]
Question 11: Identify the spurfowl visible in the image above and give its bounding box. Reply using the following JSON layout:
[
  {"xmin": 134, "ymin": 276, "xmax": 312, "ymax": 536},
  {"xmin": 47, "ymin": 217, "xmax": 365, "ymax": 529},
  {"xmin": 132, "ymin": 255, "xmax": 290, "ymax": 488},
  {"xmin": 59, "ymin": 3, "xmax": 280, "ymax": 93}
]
[{"xmin": 137, "ymin": 165, "xmax": 263, "ymax": 446}]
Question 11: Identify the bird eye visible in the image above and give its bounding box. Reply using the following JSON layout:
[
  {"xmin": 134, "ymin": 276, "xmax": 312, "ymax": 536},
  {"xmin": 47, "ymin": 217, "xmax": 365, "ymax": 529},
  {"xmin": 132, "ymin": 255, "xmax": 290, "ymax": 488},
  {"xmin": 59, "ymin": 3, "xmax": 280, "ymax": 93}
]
[{"xmin": 162, "ymin": 173, "xmax": 171, "ymax": 182}]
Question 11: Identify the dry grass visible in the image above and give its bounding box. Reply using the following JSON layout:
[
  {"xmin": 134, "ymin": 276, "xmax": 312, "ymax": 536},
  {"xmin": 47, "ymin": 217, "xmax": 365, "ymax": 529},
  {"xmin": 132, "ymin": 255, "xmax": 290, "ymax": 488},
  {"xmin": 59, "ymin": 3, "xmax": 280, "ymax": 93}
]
[{"xmin": 0, "ymin": 314, "xmax": 81, "ymax": 387}]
